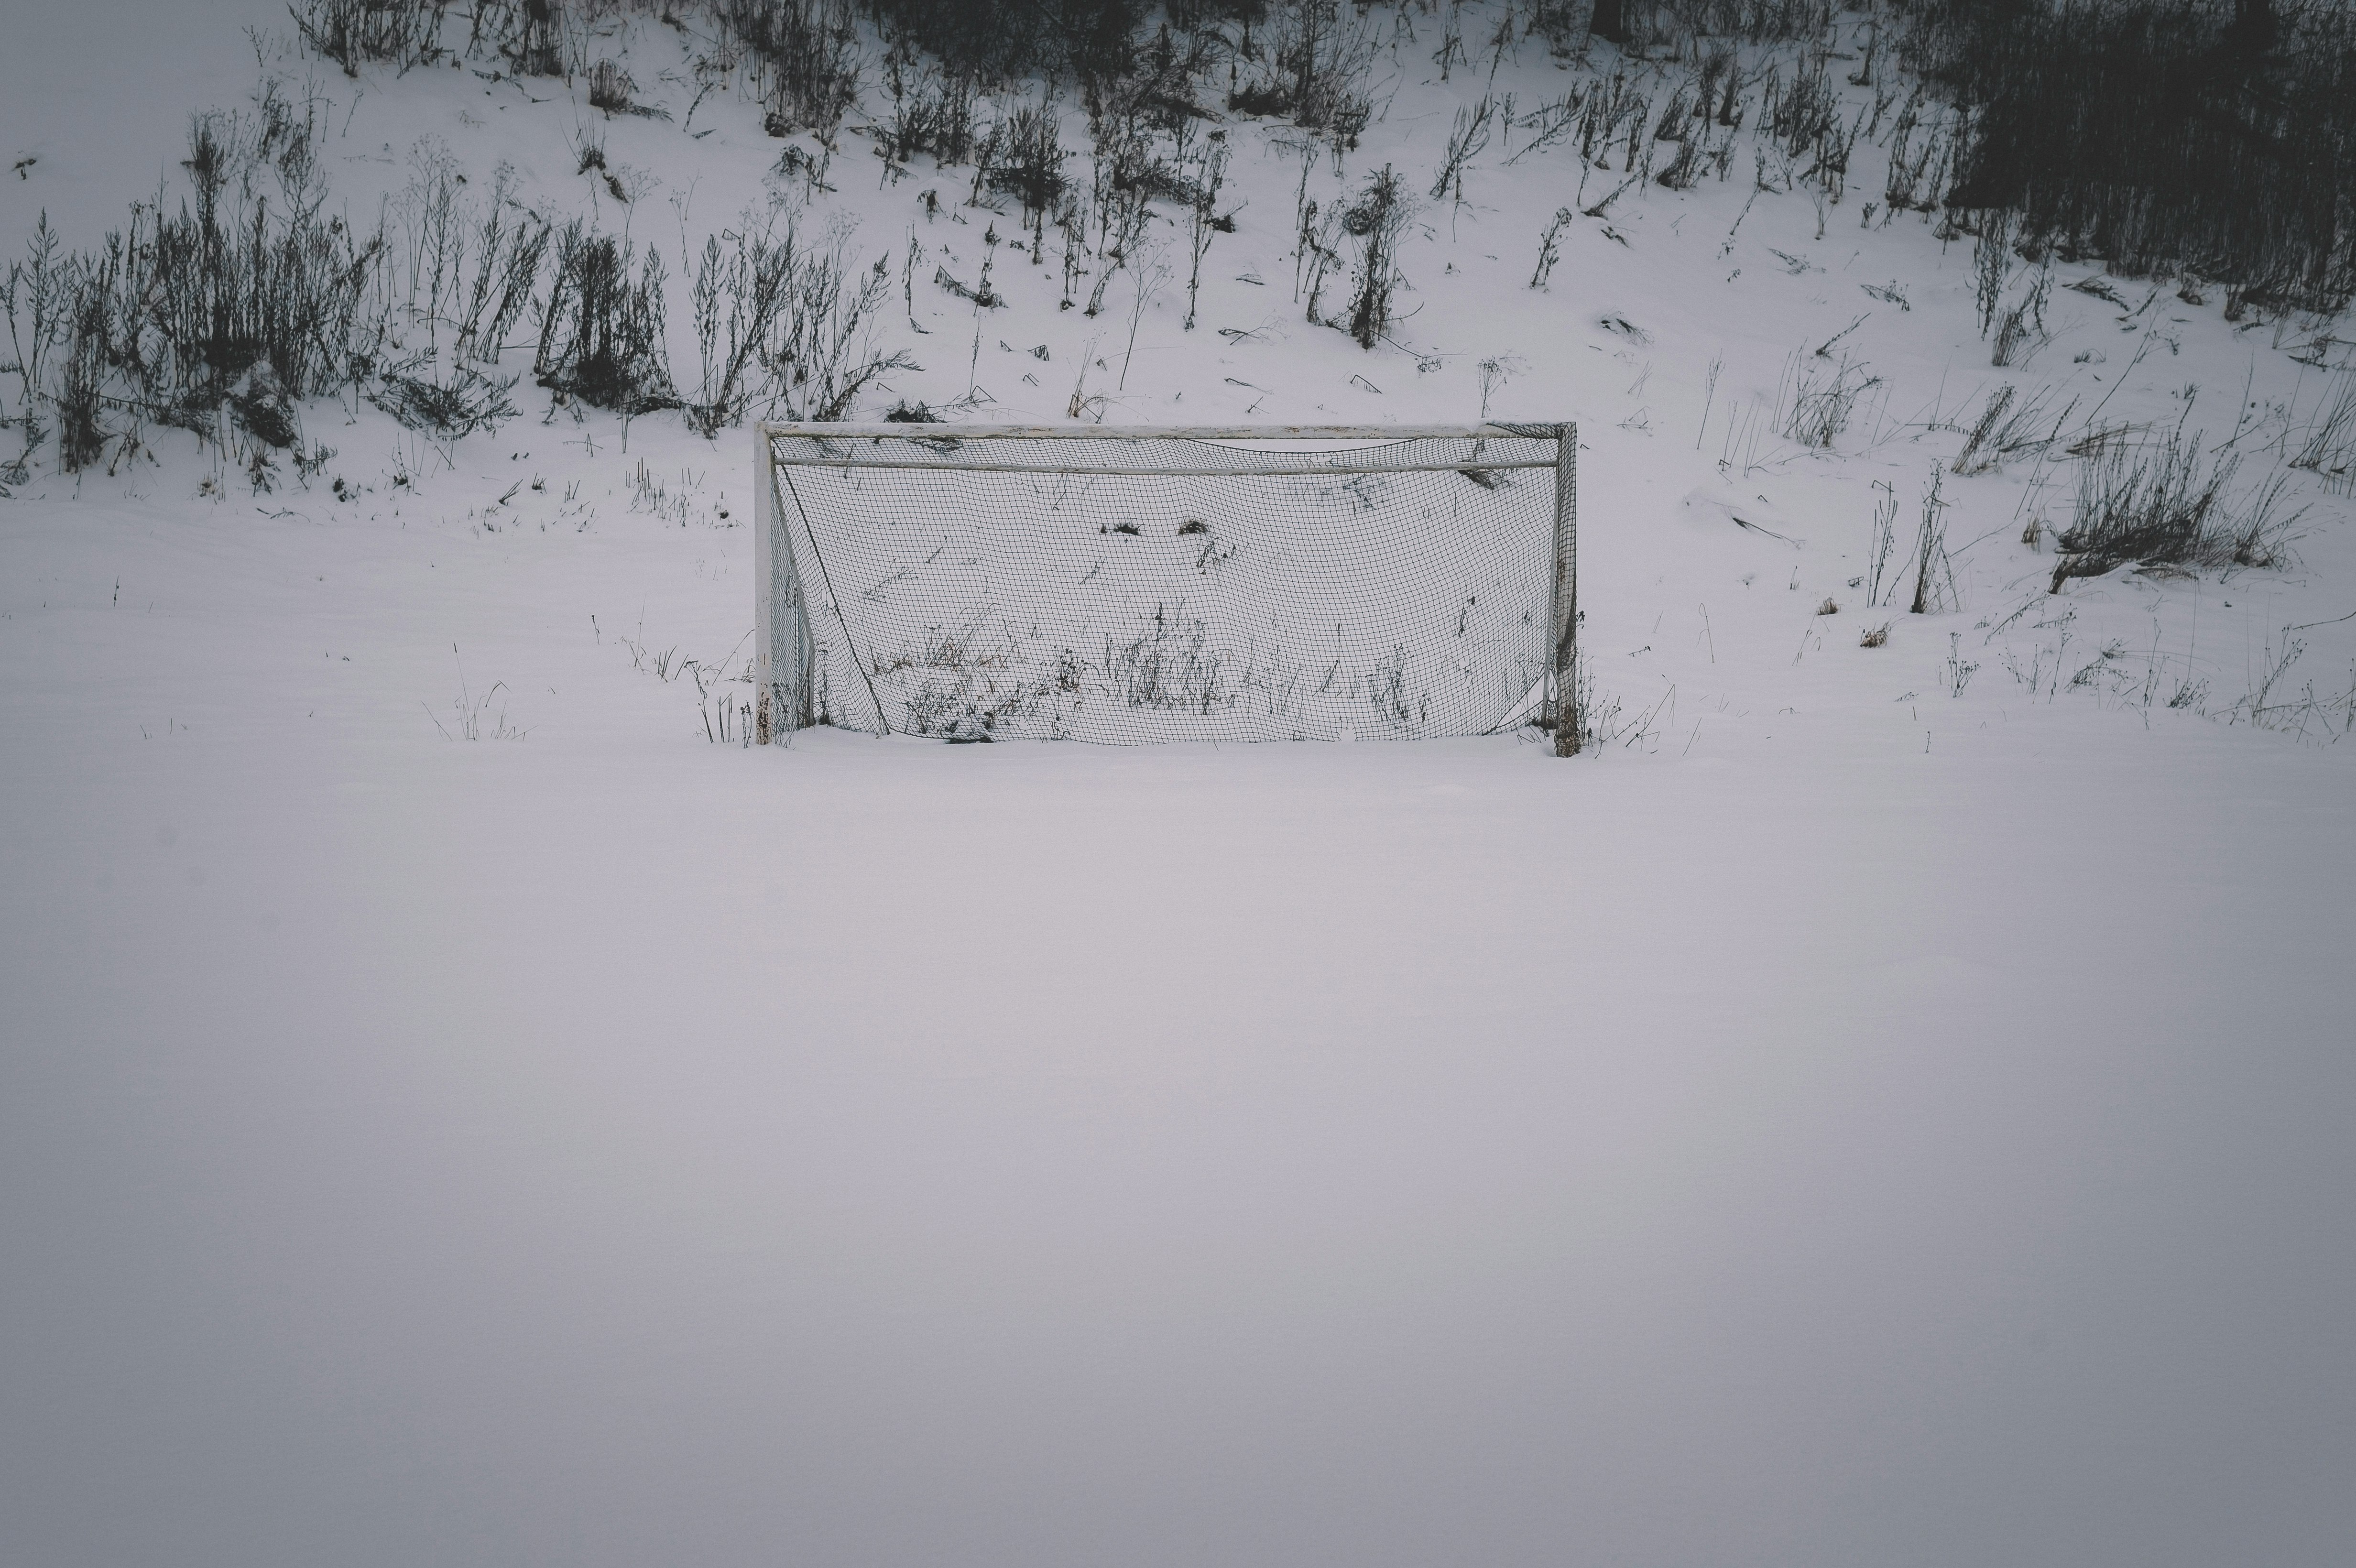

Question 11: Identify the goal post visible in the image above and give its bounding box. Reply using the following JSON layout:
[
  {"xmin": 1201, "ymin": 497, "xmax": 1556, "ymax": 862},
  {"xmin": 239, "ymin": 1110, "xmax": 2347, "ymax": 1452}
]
[{"xmin": 754, "ymin": 422, "xmax": 1580, "ymax": 752}]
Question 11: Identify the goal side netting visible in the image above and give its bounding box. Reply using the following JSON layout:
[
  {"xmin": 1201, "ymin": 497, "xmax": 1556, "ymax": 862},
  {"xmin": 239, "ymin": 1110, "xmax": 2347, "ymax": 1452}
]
[{"xmin": 754, "ymin": 424, "xmax": 1577, "ymax": 748}]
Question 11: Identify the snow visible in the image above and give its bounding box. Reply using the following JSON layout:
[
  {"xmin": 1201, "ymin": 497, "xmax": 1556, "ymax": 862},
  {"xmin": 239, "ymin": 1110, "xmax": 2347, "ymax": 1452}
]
[{"xmin": 3, "ymin": 5, "xmax": 2353, "ymax": 1566}]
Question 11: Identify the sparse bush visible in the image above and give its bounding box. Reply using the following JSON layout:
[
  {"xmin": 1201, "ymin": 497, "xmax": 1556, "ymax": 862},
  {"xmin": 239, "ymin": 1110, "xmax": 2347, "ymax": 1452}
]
[
  {"xmin": 0, "ymin": 215, "xmax": 70, "ymax": 466},
  {"xmin": 1340, "ymin": 164, "xmax": 1409, "ymax": 350},
  {"xmin": 466, "ymin": 0, "xmax": 567, "ymax": 77},
  {"xmin": 687, "ymin": 223, "xmax": 790, "ymax": 436},
  {"xmin": 2051, "ymin": 431, "xmax": 2305, "ymax": 590},
  {"xmin": 1953, "ymin": 381, "xmax": 2074, "ymax": 474},
  {"xmin": 1880, "ymin": 87, "xmax": 1957, "ymax": 212},
  {"xmin": 1072, "ymin": 111, "xmax": 1167, "ymax": 316},
  {"xmin": 292, "ymin": 0, "xmax": 452, "ymax": 77},
  {"xmin": 588, "ymin": 60, "xmax": 633, "ymax": 113},
  {"xmin": 1943, "ymin": 631, "xmax": 1979, "ymax": 695},
  {"xmin": 1864, "ymin": 479, "xmax": 1900, "ymax": 606},
  {"xmin": 368, "ymin": 356, "xmax": 521, "ymax": 438},
  {"xmin": 55, "ymin": 279, "xmax": 112, "ymax": 472},
  {"xmin": 14, "ymin": 111, "xmax": 393, "ymax": 476},
  {"xmin": 1529, "ymin": 207, "xmax": 1574, "ymax": 289},
  {"xmin": 986, "ymin": 99, "xmax": 1069, "ymax": 220},
  {"xmin": 1182, "ymin": 131, "xmax": 1230, "ymax": 330},
  {"xmin": 681, "ymin": 213, "xmax": 911, "ymax": 432},
  {"xmin": 876, "ymin": 49, "xmax": 978, "ymax": 168},
  {"xmin": 1624, "ymin": 0, "xmax": 1837, "ymax": 50},
  {"xmin": 586, "ymin": 60, "xmax": 669, "ymax": 120},
  {"xmin": 1756, "ymin": 50, "xmax": 1854, "ymax": 201},
  {"xmin": 536, "ymin": 223, "xmax": 679, "ymax": 414},
  {"xmin": 1990, "ymin": 257, "xmax": 2052, "ymax": 367},
  {"xmin": 1431, "ymin": 96, "xmax": 1496, "ymax": 206},
  {"xmin": 1107, "ymin": 601, "xmax": 1232, "ymax": 714},
  {"xmin": 1909, "ymin": 465, "xmax": 1957, "ymax": 614},
  {"xmin": 2291, "ymin": 371, "xmax": 2356, "ymax": 492},
  {"xmin": 1230, "ymin": 0, "xmax": 1376, "ymax": 146},
  {"xmin": 725, "ymin": 0, "xmax": 864, "ymax": 138},
  {"xmin": 1778, "ymin": 348, "xmax": 1879, "ymax": 448}
]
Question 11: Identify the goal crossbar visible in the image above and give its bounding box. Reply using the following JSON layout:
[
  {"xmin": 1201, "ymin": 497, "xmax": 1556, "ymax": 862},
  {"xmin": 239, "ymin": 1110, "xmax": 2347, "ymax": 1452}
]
[
  {"xmin": 758, "ymin": 421, "xmax": 1560, "ymax": 440},
  {"xmin": 766, "ymin": 457, "xmax": 1559, "ymax": 477},
  {"xmin": 754, "ymin": 422, "xmax": 1580, "ymax": 752}
]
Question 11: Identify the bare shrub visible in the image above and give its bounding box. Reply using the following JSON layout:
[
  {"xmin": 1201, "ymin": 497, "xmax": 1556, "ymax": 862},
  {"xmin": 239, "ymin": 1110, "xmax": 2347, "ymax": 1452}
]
[
  {"xmin": 1863, "ymin": 479, "xmax": 1899, "ymax": 606},
  {"xmin": 55, "ymin": 279, "xmax": 112, "ymax": 472},
  {"xmin": 368, "ymin": 356, "xmax": 520, "ymax": 439},
  {"xmin": 986, "ymin": 98, "xmax": 1069, "ymax": 224},
  {"xmin": 1431, "ymin": 96, "xmax": 1495, "ymax": 207},
  {"xmin": 1972, "ymin": 209, "xmax": 2014, "ymax": 337},
  {"xmin": 466, "ymin": 0, "xmax": 567, "ymax": 77},
  {"xmin": 18, "ymin": 111, "xmax": 392, "ymax": 474},
  {"xmin": 1182, "ymin": 132, "xmax": 1230, "ymax": 330},
  {"xmin": 1626, "ymin": 0, "xmax": 1836, "ymax": 50},
  {"xmin": 1909, "ymin": 465, "xmax": 1958, "ymax": 615},
  {"xmin": 1107, "ymin": 601, "xmax": 1232, "ymax": 713},
  {"xmin": 1953, "ymin": 381, "xmax": 2075, "ymax": 475},
  {"xmin": 586, "ymin": 60, "xmax": 669, "ymax": 120},
  {"xmin": 726, "ymin": 0, "xmax": 863, "ymax": 138},
  {"xmin": 0, "ymin": 215, "xmax": 70, "ymax": 469},
  {"xmin": 1881, "ymin": 88, "xmax": 1957, "ymax": 213},
  {"xmin": 759, "ymin": 224, "xmax": 917, "ymax": 422},
  {"xmin": 2051, "ymin": 433, "xmax": 2306, "ymax": 591},
  {"xmin": 684, "ymin": 214, "xmax": 914, "ymax": 432},
  {"xmin": 535, "ymin": 223, "xmax": 679, "ymax": 414},
  {"xmin": 1341, "ymin": 164, "xmax": 1409, "ymax": 350},
  {"xmin": 1778, "ymin": 349, "xmax": 1879, "ymax": 448},
  {"xmin": 2291, "ymin": 371, "xmax": 2356, "ymax": 492},
  {"xmin": 292, "ymin": 0, "xmax": 451, "ymax": 76},
  {"xmin": 1756, "ymin": 51, "xmax": 1855, "ymax": 201},
  {"xmin": 876, "ymin": 49, "xmax": 978, "ymax": 169},
  {"xmin": 1229, "ymin": 0, "xmax": 1376, "ymax": 147},
  {"xmin": 1529, "ymin": 207, "xmax": 1573, "ymax": 290},
  {"xmin": 1990, "ymin": 259, "xmax": 2052, "ymax": 367}
]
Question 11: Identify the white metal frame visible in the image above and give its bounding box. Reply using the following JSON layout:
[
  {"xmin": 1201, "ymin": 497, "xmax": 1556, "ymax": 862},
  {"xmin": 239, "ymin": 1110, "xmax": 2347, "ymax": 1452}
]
[{"xmin": 753, "ymin": 422, "xmax": 1580, "ymax": 752}]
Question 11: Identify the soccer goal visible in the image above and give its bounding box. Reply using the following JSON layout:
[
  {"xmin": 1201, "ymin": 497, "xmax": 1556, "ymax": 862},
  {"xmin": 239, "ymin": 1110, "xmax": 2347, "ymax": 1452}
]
[{"xmin": 753, "ymin": 422, "xmax": 1580, "ymax": 752}]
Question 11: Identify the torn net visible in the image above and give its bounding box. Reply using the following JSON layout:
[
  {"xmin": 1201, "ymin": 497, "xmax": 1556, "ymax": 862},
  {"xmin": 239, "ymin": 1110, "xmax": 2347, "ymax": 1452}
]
[{"xmin": 769, "ymin": 430, "xmax": 1559, "ymax": 743}]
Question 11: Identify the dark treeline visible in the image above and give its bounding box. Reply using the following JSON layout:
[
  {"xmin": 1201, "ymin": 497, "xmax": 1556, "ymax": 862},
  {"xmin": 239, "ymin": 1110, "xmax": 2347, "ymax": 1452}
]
[{"xmin": 1909, "ymin": 0, "xmax": 2356, "ymax": 316}]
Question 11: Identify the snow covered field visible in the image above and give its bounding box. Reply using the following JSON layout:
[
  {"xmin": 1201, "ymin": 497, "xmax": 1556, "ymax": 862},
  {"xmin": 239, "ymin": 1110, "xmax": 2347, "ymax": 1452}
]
[{"xmin": 4, "ymin": 4, "xmax": 2353, "ymax": 1565}]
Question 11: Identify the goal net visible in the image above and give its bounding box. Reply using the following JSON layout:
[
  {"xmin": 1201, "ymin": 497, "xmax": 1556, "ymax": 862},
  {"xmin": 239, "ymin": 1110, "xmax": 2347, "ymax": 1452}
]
[{"xmin": 754, "ymin": 423, "xmax": 1578, "ymax": 749}]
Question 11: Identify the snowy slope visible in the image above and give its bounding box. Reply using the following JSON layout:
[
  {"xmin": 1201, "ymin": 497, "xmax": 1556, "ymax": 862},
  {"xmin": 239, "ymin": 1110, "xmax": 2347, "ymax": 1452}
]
[{"xmin": 3, "ymin": 6, "xmax": 2353, "ymax": 1568}]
